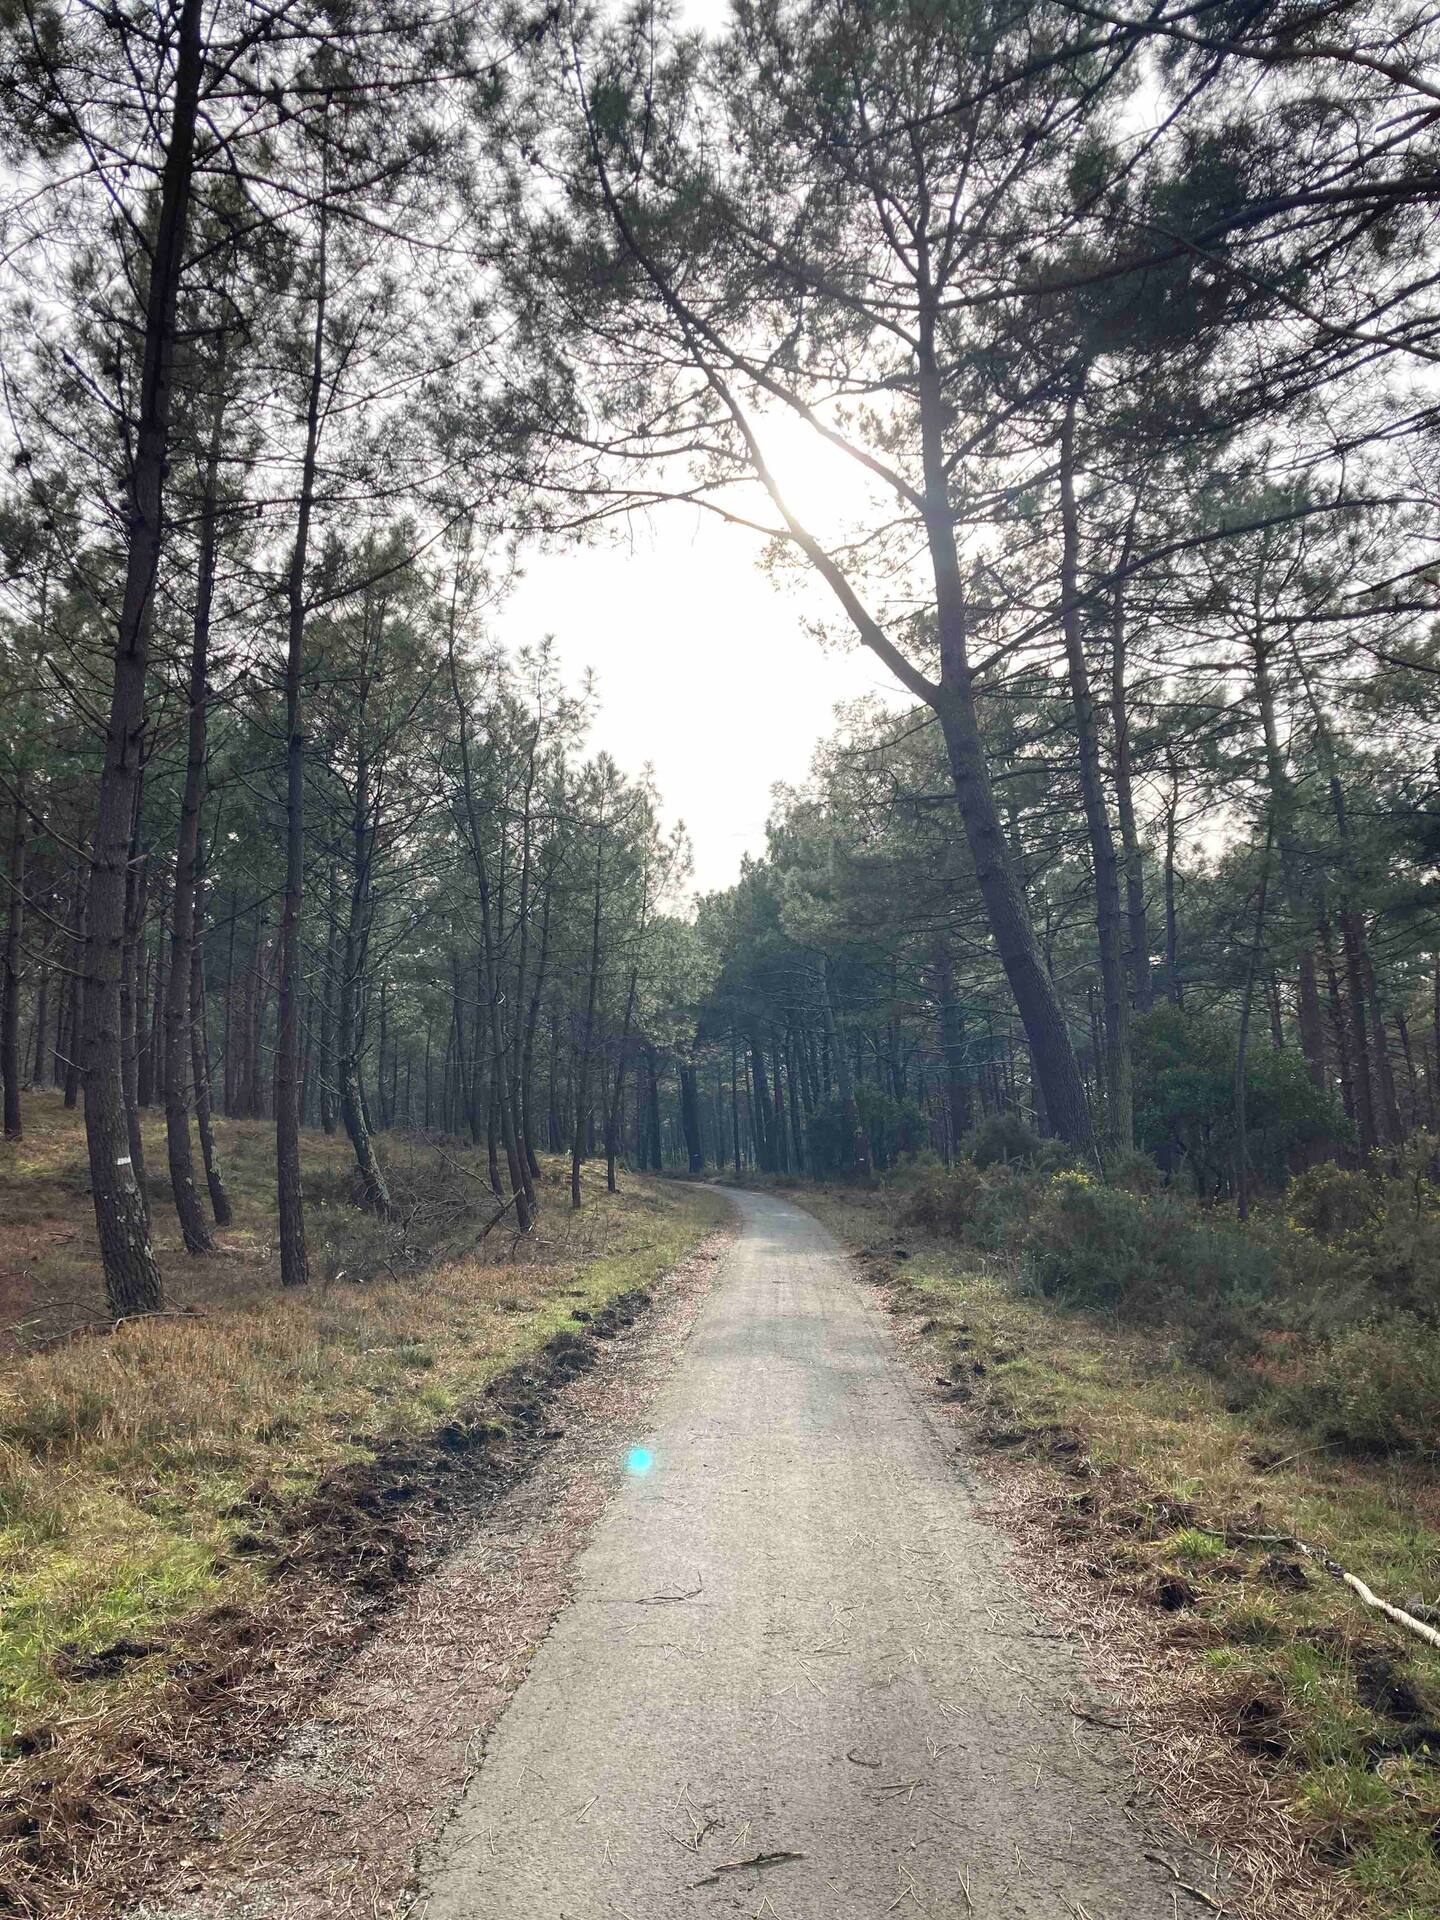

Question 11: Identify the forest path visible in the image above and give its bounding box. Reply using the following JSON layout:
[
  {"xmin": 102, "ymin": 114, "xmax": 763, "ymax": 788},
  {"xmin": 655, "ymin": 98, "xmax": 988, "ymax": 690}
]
[{"xmin": 420, "ymin": 1189, "xmax": 1206, "ymax": 1919}]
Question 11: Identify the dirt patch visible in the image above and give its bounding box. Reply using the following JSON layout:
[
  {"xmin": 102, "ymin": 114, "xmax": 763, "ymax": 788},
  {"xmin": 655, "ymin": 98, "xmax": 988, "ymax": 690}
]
[{"xmin": 0, "ymin": 1226, "xmax": 733, "ymax": 1920}]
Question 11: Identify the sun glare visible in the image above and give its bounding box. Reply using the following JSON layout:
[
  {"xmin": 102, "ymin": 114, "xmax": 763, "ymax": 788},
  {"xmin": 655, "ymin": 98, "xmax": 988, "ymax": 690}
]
[{"xmin": 749, "ymin": 406, "xmax": 885, "ymax": 539}]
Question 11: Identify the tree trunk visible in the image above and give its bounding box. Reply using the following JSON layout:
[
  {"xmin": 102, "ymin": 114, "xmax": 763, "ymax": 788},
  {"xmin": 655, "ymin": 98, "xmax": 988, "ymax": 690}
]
[
  {"xmin": 1058, "ymin": 390, "xmax": 1131, "ymax": 1151},
  {"xmin": 3, "ymin": 792, "xmax": 25, "ymax": 1139},
  {"xmin": 81, "ymin": 0, "xmax": 205, "ymax": 1315},
  {"xmin": 164, "ymin": 367, "xmax": 228, "ymax": 1255},
  {"xmin": 571, "ymin": 812, "xmax": 605, "ymax": 1209},
  {"xmin": 120, "ymin": 793, "xmax": 150, "ymax": 1229},
  {"xmin": 443, "ymin": 646, "xmax": 532, "ymax": 1229},
  {"xmin": 822, "ymin": 960, "xmax": 870, "ymax": 1177},
  {"xmin": 1162, "ymin": 753, "xmax": 1182, "ymax": 1006},
  {"xmin": 680, "ymin": 1059, "xmax": 704, "ymax": 1172},
  {"xmin": 319, "ymin": 862, "xmax": 338, "ymax": 1134},
  {"xmin": 1108, "ymin": 510, "xmax": 1154, "ymax": 1015},
  {"xmin": 1252, "ymin": 633, "xmax": 1327, "ymax": 1091},
  {"xmin": 276, "ymin": 194, "xmax": 333, "ymax": 1288},
  {"xmin": 190, "ymin": 843, "xmax": 232, "ymax": 1225},
  {"xmin": 911, "ymin": 308, "xmax": 1091, "ymax": 1154}
]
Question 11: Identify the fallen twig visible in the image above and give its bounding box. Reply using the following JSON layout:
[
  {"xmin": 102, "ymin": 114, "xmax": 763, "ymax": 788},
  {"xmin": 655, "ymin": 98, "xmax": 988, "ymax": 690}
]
[
  {"xmin": 1143, "ymin": 1850, "xmax": 1228, "ymax": 1912},
  {"xmin": 686, "ymin": 1850, "xmax": 804, "ymax": 1888}
]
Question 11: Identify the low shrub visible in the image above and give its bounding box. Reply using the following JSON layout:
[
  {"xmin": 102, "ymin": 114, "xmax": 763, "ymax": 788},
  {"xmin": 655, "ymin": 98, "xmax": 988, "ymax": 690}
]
[
  {"xmin": 1021, "ymin": 1171, "xmax": 1276, "ymax": 1318},
  {"xmin": 899, "ymin": 1162, "xmax": 988, "ymax": 1236},
  {"xmin": 965, "ymin": 1113, "xmax": 1048, "ymax": 1169},
  {"xmin": 1263, "ymin": 1319, "xmax": 1440, "ymax": 1458},
  {"xmin": 1286, "ymin": 1163, "xmax": 1381, "ymax": 1240}
]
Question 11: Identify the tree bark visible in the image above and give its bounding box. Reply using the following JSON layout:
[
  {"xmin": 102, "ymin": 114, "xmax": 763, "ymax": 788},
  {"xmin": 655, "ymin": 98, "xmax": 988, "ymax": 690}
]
[
  {"xmin": 276, "ymin": 194, "xmax": 332, "ymax": 1287},
  {"xmin": 571, "ymin": 813, "xmax": 605, "ymax": 1210},
  {"xmin": 822, "ymin": 959, "xmax": 870, "ymax": 1177},
  {"xmin": 3, "ymin": 791, "xmax": 25, "ymax": 1140},
  {"xmin": 1058, "ymin": 390, "xmax": 1131, "ymax": 1151},
  {"xmin": 1108, "ymin": 507, "xmax": 1153, "ymax": 1012},
  {"xmin": 163, "ymin": 363, "xmax": 228, "ymax": 1254},
  {"xmin": 81, "ymin": 0, "xmax": 206, "ymax": 1315}
]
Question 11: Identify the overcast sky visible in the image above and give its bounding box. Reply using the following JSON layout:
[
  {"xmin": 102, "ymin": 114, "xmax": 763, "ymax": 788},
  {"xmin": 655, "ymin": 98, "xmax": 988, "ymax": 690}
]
[{"xmin": 495, "ymin": 500, "xmax": 899, "ymax": 898}]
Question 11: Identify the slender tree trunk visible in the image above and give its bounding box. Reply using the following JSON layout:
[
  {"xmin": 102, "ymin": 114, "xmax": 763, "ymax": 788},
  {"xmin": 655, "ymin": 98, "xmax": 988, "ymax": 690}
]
[
  {"xmin": 604, "ymin": 959, "xmax": 639, "ymax": 1192},
  {"xmin": 1162, "ymin": 754, "xmax": 1182, "ymax": 1006},
  {"xmin": 1252, "ymin": 634, "xmax": 1327, "ymax": 1091},
  {"xmin": 444, "ymin": 644, "xmax": 532, "ymax": 1229},
  {"xmin": 276, "ymin": 194, "xmax": 332, "ymax": 1288},
  {"xmin": 519, "ymin": 881, "xmax": 552, "ymax": 1180},
  {"xmin": 30, "ymin": 966, "xmax": 47, "ymax": 1092},
  {"xmin": 822, "ymin": 960, "xmax": 870, "ymax": 1177},
  {"xmin": 1108, "ymin": 507, "xmax": 1153, "ymax": 1012},
  {"xmin": 748, "ymin": 1031, "xmax": 775, "ymax": 1171},
  {"xmin": 164, "ymin": 367, "xmax": 228, "ymax": 1254},
  {"xmin": 3, "ymin": 792, "xmax": 25, "ymax": 1139},
  {"xmin": 572, "ymin": 813, "xmax": 605, "ymax": 1209},
  {"xmin": 81, "ymin": 0, "xmax": 205, "ymax": 1314},
  {"xmin": 1058, "ymin": 390, "xmax": 1131, "ymax": 1150},
  {"xmin": 319, "ymin": 862, "xmax": 338, "ymax": 1135},
  {"xmin": 680, "ymin": 1059, "xmax": 704, "ymax": 1173},
  {"xmin": 190, "ymin": 841, "xmax": 232, "ymax": 1225},
  {"xmin": 912, "ymin": 309, "xmax": 1091, "ymax": 1153},
  {"xmin": 730, "ymin": 1029, "xmax": 741, "ymax": 1175},
  {"xmin": 1236, "ymin": 825, "xmax": 1274, "ymax": 1219},
  {"xmin": 120, "ymin": 794, "xmax": 150, "ymax": 1228}
]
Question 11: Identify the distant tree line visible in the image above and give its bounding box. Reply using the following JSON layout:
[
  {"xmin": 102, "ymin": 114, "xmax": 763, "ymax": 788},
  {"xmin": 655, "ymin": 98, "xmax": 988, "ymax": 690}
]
[{"xmin": 2, "ymin": 0, "xmax": 1438, "ymax": 1312}]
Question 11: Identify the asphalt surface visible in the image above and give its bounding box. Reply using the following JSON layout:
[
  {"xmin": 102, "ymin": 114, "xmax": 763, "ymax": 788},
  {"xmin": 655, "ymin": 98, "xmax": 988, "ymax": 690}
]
[{"xmin": 421, "ymin": 1189, "xmax": 1206, "ymax": 1919}]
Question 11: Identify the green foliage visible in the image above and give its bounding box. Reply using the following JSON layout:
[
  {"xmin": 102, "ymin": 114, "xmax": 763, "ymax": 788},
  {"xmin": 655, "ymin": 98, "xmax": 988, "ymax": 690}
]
[
  {"xmin": 807, "ymin": 1082, "xmax": 926, "ymax": 1176},
  {"xmin": 1263, "ymin": 1320, "xmax": 1440, "ymax": 1458},
  {"xmin": 964, "ymin": 1112, "xmax": 1048, "ymax": 1169},
  {"xmin": 1283, "ymin": 1134, "xmax": 1440, "ymax": 1321},
  {"xmin": 1134, "ymin": 1005, "xmax": 1347, "ymax": 1194},
  {"xmin": 1022, "ymin": 1171, "xmax": 1277, "ymax": 1317},
  {"xmin": 899, "ymin": 1162, "xmax": 988, "ymax": 1236}
]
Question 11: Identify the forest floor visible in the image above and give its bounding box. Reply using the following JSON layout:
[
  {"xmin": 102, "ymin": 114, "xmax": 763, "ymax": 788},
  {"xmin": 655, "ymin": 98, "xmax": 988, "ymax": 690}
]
[
  {"xmin": 779, "ymin": 1178, "xmax": 1440, "ymax": 1920},
  {"xmin": 0, "ymin": 1093, "xmax": 730, "ymax": 1916}
]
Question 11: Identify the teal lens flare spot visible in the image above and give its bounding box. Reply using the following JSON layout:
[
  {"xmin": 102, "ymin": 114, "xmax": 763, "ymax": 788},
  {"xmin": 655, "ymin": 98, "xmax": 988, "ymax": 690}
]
[{"xmin": 626, "ymin": 1446, "xmax": 654, "ymax": 1476}]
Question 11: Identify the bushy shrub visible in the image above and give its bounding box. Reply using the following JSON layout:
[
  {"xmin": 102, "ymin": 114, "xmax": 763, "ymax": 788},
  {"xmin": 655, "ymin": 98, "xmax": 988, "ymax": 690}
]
[
  {"xmin": 1286, "ymin": 1163, "xmax": 1381, "ymax": 1240},
  {"xmin": 1133, "ymin": 1004, "xmax": 1347, "ymax": 1195},
  {"xmin": 1105, "ymin": 1147, "xmax": 1163, "ymax": 1195},
  {"xmin": 1264, "ymin": 1320, "xmax": 1440, "ymax": 1457},
  {"xmin": 1281, "ymin": 1137, "xmax": 1440, "ymax": 1320},
  {"xmin": 965, "ymin": 1112, "xmax": 1048, "ymax": 1169},
  {"xmin": 1022, "ymin": 1170, "xmax": 1276, "ymax": 1317},
  {"xmin": 899, "ymin": 1162, "xmax": 988, "ymax": 1236}
]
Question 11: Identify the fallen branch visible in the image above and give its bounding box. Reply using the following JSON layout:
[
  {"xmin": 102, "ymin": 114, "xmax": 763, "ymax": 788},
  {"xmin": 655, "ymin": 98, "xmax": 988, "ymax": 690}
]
[{"xmin": 1199, "ymin": 1525, "xmax": 1440, "ymax": 1654}]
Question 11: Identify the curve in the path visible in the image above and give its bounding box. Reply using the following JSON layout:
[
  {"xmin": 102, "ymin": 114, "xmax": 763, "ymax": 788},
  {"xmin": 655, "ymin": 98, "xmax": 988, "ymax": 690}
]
[{"xmin": 421, "ymin": 1188, "xmax": 1210, "ymax": 1919}]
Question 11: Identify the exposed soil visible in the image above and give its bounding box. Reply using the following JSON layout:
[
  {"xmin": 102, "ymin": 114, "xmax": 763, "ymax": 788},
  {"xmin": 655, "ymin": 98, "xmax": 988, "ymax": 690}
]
[{"xmin": 0, "ymin": 1225, "xmax": 734, "ymax": 1920}]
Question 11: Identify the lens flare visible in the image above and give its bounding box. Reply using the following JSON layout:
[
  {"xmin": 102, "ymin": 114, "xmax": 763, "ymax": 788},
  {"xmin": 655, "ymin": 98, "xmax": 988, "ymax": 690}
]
[{"xmin": 626, "ymin": 1446, "xmax": 654, "ymax": 1476}]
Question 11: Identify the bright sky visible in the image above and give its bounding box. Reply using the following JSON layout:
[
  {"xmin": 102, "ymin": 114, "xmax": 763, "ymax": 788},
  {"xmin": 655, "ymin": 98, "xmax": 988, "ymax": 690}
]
[
  {"xmin": 497, "ymin": 499, "xmax": 896, "ymax": 897},
  {"xmin": 491, "ymin": 0, "xmax": 903, "ymax": 900}
]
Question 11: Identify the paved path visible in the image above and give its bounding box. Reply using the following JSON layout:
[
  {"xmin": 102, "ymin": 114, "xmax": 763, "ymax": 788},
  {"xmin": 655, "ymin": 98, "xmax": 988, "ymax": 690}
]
[{"xmin": 421, "ymin": 1190, "xmax": 1204, "ymax": 1919}]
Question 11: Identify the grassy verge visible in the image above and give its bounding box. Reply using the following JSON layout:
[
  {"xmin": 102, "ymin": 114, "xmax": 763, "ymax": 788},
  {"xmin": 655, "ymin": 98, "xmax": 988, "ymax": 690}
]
[
  {"xmin": 788, "ymin": 1179, "xmax": 1440, "ymax": 1920},
  {"xmin": 0, "ymin": 1094, "xmax": 728, "ymax": 1748}
]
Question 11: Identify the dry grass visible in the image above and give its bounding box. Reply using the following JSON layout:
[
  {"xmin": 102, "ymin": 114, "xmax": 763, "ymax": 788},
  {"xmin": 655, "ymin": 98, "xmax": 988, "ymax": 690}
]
[
  {"xmin": 0, "ymin": 1094, "xmax": 728, "ymax": 1748},
  {"xmin": 791, "ymin": 1180, "xmax": 1440, "ymax": 1920}
]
